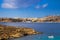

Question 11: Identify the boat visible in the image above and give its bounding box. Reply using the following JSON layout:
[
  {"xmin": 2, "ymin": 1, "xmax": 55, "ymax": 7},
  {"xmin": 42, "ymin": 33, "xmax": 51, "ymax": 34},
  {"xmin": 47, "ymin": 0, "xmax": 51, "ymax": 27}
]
[{"xmin": 48, "ymin": 35, "xmax": 54, "ymax": 38}]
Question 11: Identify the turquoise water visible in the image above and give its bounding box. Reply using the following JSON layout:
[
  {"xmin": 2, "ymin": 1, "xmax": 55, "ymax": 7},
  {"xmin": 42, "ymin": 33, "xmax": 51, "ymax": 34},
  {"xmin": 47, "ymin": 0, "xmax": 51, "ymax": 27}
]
[
  {"xmin": 0, "ymin": 22, "xmax": 60, "ymax": 40},
  {"xmin": 11, "ymin": 34, "xmax": 60, "ymax": 40}
]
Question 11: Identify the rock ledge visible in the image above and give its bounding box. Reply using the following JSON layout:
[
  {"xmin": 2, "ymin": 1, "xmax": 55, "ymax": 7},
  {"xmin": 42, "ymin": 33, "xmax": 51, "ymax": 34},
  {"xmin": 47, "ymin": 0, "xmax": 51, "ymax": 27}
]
[{"xmin": 0, "ymin": 25, "xmax": 42, "ymax": 40}]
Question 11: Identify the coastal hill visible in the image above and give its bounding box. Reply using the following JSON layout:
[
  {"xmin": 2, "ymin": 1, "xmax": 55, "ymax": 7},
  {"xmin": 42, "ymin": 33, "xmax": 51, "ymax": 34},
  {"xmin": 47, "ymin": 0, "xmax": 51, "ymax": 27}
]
[
  {"xmin": 0, "ymin": 25, "xmax": 41, "ymax": 40},
  {"xmin": 0, "ymin": 16, "xmax": 60, "ymax": 22}
]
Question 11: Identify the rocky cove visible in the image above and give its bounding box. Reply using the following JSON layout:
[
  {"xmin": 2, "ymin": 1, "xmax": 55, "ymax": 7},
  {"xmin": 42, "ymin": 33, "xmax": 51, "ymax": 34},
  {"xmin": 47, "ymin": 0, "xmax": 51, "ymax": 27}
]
[{"xmin": 0, "ymin": 25, "xmax": 42, "ymax": 40}]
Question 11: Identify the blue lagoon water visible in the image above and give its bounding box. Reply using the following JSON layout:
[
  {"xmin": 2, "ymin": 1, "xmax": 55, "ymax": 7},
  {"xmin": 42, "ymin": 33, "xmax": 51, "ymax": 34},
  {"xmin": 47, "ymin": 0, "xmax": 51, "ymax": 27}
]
[{"xmin": 0, "ymin": 22, "xmax": 60, "ymax": 40}]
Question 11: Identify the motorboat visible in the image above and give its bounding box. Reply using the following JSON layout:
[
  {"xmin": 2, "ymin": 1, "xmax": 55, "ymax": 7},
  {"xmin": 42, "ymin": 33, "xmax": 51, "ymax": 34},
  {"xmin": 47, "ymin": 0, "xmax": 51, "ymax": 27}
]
[{"xmin": 48, "ymin": 35, "xmax": 54, "ymax": 38}]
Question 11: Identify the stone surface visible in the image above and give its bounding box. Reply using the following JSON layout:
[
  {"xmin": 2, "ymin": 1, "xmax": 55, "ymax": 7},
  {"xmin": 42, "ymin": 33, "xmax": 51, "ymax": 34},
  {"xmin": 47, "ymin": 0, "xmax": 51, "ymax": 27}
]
[{"xmin": 0, "ymin": 25, "xmax": 41, "ymax": 40}]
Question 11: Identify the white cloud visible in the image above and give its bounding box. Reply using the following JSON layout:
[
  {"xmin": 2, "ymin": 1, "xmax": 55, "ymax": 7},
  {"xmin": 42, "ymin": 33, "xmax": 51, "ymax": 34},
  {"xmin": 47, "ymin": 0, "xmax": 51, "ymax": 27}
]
[
  {"xmin": 1, "ymin": 0, "xmax": 40, "ymax": 8},
  {"xmin": 1, "ymin": 0, "xmax": 18, "ymax": 8},
  {"xmin": 2, "ymin": 3, "xmax": 17, "ymax": 8},
  {"xmin": 35, "ymin": 3, "xmax": 48, "ymax": 9},
  {"xmin": 35, "ymin": 5, "xmax": 41, "ymax": 9},
  {"xmin": 42, "ymin": 3, "xmax": 48, "ymax": 8}
]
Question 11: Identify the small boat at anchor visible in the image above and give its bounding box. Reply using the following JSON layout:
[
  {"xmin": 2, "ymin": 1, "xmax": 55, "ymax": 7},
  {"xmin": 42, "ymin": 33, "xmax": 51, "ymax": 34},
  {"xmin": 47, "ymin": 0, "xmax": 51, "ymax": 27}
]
[{"xmin": 48, "ymin": 35, "xmax": 54, "ymax": 38}]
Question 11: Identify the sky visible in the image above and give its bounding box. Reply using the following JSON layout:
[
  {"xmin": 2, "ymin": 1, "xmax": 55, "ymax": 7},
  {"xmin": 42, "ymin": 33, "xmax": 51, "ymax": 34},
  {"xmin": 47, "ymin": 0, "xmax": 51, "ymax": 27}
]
[{"xmin": 0, "ymin": 0, "xmax": 60, "ymax": 18}]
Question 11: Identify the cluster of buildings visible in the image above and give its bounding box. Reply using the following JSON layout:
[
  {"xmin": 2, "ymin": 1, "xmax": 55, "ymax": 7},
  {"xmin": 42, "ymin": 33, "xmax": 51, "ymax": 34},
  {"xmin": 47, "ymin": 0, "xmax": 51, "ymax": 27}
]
[{"xmin": 0, "ymin": 16, "xmax": 60, "ymax": 22}]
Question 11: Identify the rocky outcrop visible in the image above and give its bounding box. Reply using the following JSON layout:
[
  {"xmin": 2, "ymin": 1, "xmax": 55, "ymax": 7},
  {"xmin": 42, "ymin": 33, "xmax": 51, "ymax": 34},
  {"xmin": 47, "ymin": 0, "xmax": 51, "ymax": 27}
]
[{"xmin": 0, "ymin": 25, "xmax": 41, "ymax": 40}]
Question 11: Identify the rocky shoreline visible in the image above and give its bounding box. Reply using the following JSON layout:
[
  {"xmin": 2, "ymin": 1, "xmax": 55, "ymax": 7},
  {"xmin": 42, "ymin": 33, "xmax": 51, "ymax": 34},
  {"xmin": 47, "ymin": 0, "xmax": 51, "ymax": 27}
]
[{"xmin": 0, "ymin": 25, "xmax": 42, "ymax": 40}]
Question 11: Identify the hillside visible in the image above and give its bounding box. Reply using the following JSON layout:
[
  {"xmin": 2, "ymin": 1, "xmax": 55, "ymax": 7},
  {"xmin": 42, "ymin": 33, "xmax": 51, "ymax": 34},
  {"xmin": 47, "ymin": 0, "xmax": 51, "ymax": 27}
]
[{"xmin": 0, "ymin": 16, "xmax": 60, "ymax": 22}]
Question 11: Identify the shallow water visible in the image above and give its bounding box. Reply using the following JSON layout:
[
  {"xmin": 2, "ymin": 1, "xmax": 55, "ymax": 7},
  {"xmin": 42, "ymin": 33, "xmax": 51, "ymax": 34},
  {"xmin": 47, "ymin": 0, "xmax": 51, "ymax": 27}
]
[
  {"xmin": 12, "ymin": 34, "xmax": 60, "ymax": 40},
  {"xmin": 0, "ymin": 22, "xmax": 60, "ymax": 40}
]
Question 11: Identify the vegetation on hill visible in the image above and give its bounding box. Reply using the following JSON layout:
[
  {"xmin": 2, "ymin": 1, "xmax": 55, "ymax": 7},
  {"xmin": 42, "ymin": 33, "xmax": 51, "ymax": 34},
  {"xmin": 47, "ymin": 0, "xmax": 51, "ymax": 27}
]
[{"xmin": 0, "ymin": 16, "xmax": 60, "ymax": 22}]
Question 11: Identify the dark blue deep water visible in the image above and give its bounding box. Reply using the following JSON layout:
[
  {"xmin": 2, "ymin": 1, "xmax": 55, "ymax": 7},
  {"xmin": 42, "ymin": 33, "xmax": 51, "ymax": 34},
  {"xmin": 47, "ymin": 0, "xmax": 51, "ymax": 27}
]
[{"xmin": 0, "ymin": 22, "xmax": 60, "ymax": 40}]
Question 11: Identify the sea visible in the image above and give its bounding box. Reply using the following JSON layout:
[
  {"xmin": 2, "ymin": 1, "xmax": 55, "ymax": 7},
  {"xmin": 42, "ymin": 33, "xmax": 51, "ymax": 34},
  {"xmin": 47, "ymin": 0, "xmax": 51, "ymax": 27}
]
[{"xmin": 0, "ymin": 22, "xmax": 60, "ymax": 40}]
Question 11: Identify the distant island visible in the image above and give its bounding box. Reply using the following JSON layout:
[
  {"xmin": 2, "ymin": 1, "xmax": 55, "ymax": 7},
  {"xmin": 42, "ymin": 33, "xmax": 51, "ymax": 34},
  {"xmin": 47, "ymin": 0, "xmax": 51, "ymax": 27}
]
[
  {"xmin": 0, "ymin": 25, "xmax": 42, "ymax": 40},
  {"xmin": 0, "ymin": 16, "xmax": 60, "ymax": 22}
]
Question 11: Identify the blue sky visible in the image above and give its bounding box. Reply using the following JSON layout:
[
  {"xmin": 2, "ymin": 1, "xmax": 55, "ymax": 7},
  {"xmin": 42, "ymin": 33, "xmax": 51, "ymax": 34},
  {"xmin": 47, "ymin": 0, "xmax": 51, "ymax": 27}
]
[{"xmin": 0, "ymin": 0, "xmax": 60, "ymax": 18}]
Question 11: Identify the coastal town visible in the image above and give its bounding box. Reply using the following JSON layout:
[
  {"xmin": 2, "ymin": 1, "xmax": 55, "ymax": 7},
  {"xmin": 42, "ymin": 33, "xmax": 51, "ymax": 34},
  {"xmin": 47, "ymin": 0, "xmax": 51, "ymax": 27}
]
[
  {"xmin": 0, "ymin": 16, "xmax": 60, "ymax": 40},
  {"xmin": 0, "ymin": 16, "xmax": 60, "ymax": 22}
]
